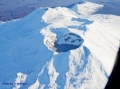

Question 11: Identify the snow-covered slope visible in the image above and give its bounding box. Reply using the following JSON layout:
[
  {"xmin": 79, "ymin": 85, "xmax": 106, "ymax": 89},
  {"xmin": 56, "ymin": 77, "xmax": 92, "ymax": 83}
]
[{"xmin": 0, "ymin": 1, "xmax": 120, "ymax": 89}]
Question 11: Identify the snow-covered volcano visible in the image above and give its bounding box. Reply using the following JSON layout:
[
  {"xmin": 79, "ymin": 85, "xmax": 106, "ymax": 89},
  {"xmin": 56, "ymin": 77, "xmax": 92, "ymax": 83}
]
[{"xmin": 0, "ymin": 1, "xmax": 120, "ymax": 89}]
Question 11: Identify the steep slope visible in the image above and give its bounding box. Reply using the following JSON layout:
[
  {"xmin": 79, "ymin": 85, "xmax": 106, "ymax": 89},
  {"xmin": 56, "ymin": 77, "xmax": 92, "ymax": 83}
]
[
  {"xmin": 70, "ymin": 1, "xmax": 120, "ymax": 75},
  {"xmin": 0, "ymin": 1, "xmax": 120, "ymax": 89}
]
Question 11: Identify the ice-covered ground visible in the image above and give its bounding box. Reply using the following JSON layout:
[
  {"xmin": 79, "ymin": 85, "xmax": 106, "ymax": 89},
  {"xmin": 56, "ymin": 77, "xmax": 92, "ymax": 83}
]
[{"xmin": 0, "ymin": 1, "xmax": 120, "ymax": 89}]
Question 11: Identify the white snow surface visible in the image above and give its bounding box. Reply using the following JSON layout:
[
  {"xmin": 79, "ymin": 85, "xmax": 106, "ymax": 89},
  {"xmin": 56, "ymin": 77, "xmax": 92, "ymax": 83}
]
[{"xmin": 0, "ymin": 1, "xmax": 120, "ymax": 89}]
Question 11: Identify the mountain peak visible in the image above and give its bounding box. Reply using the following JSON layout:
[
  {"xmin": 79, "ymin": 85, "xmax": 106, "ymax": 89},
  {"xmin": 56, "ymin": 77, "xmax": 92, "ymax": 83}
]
[{"xmin": 0, "ymin": 1, "xmax": 120, "ymax": 89}]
